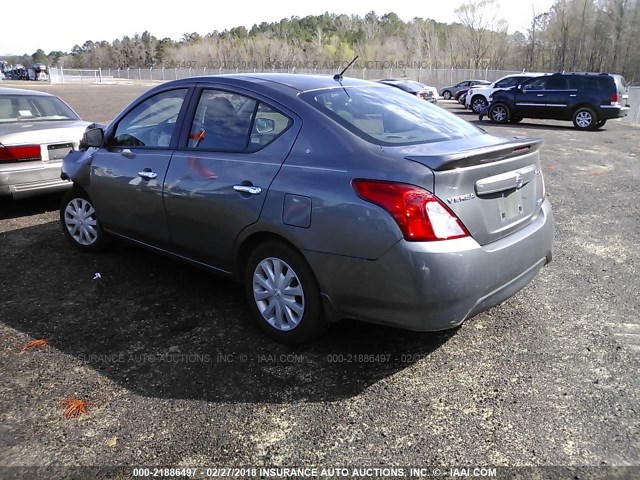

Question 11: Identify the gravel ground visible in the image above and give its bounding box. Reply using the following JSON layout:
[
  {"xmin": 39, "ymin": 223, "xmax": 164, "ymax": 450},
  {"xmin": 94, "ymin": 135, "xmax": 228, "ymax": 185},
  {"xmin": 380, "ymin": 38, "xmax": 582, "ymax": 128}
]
[{"xmin": 0, "ymin": 83, "xmax": 639, "ymax": 479}]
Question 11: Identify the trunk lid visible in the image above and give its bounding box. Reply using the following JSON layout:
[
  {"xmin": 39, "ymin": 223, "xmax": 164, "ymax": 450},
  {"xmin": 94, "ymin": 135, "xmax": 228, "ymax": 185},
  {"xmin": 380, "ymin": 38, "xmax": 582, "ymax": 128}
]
[
  {"xmin": 0, "ymin": 120, "xmax": 90, "ymax": 163},
  {"xmin": 401, "ymin": 135, "xmax": 545, "ymax": 245}
]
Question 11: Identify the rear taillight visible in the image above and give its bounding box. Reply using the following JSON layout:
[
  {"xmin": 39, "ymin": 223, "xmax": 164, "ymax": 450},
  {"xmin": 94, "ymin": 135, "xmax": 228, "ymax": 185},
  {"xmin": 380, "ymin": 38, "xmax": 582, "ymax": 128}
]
[
  {"xmin": 610, "ymin": 93, "xmax": 620, "ymax": 104},
  {"xmin": 0, "ymin": 144, "xmax": 42, "ymax": 163},
  {"xmin": 352, "ymin": 179, "xmax": 469, "ymax": 241}
]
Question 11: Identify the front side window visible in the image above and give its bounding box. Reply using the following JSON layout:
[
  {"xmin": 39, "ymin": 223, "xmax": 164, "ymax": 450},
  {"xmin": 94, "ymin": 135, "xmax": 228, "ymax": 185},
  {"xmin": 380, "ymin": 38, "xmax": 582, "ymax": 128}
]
[
  {"xmin": 113, "ymin": 89, "xmax": 187, "ymax": 148},
  {"xmin": 302, "ymin": 85, "xmax": 482, "ymax": 146},
  {"xmin": 522, "ymin": 77, "xmax": 550, "ymax": 91}
]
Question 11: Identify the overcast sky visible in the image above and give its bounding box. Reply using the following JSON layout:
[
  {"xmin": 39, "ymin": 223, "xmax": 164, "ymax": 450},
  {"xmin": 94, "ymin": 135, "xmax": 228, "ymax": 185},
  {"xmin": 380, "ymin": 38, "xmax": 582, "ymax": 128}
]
[{"xmin": 1, "ymin": 0, "xmax": 555, "ymax": 56}]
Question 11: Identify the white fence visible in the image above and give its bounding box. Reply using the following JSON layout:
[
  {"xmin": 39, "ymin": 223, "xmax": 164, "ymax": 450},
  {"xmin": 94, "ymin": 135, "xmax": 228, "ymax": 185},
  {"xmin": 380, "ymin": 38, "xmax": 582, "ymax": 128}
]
[
  {"xmin": 47, "ymin": 67, "xmax": 640, "ymax": 125},
  {"xmin": 48, "ymin": 66, "xmax": 522, "ymax": 88}
]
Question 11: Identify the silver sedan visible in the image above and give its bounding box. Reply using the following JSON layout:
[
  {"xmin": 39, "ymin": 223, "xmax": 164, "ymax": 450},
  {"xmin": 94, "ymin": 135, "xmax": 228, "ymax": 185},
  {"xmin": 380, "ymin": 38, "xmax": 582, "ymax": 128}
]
[{"xmin": 0, "ymin": 87, "xmax": 90, "ymax": 199}]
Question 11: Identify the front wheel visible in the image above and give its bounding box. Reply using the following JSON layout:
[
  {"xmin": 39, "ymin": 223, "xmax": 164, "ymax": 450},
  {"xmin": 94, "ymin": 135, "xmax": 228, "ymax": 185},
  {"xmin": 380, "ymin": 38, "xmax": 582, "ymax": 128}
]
[
  {"xmin": 509, "ymin": 116, "xmax": 523, "ymax": 123},
  {"xmin": 442, "ymin": 90, "xmax": 452, "ymax": 100},
  {"xmin": 60, "ymin": 188, "xmax": 110, "ymax": 252},
  {"xmin": 244, "ymin": 241, "xmax": 327, "ymax": 344},
  {"xmin": 488, "ymin": 103, "xmax": 510, "ymax": 124},
  {"xmin": 471, "ymin": 96, "xmax": 488, "ymax": 114},
  {"xmin": 573, "ymin": 107, "xmax": 597, "ymax": 130}
]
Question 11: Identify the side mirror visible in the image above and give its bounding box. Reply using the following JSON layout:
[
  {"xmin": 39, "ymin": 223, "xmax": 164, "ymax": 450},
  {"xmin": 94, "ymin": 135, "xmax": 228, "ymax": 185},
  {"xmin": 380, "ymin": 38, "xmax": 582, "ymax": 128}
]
[
  {"xmin": 516, "ymin": 84, "xmax": 523, "ymax": 92},
  {"xmin": 83, "ymin": 127, "xmax": 104, "ymax": 148},
  {"xmin": 255, "ymin": 118, "xmax": 275, "ymax": 134}
]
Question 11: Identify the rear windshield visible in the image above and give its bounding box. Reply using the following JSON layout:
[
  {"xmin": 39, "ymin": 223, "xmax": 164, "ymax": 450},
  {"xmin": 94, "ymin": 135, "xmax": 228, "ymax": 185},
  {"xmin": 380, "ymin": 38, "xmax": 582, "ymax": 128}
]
[
  {"xmin": 301, "ymin": 85, "xmax": 481, "ymax": 146},
  {"xmin": 0, "ymin": 94, "xmax": 79, "ymax": 123},
  {"xmin": 388, "ymin": 82, "xmax": 423, "ymax": 93}
]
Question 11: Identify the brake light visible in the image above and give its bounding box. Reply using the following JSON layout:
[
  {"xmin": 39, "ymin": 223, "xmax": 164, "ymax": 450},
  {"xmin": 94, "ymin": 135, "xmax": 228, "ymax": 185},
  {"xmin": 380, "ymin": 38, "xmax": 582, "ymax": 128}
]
[
  {"xmin": 610, "ymin": 93, "xmax": 620, "ymax": 105},
  {"xmin": 352, "ymin": 179, "xmax": 469, "ymax": 241},
  {"xmin": 0, "ymin": 144, "xmax": 42, "ymax": 163}
]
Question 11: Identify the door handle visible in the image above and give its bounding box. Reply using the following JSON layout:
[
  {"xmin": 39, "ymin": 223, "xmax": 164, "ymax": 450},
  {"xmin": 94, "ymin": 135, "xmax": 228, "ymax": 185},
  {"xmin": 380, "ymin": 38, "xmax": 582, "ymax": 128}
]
[
  {"xmin": 233, "ymin": 185, "xmax": 262, "ymax": 195},
  {"xmin": 536, "ymin": 94, "xmax": 544, "ymax": 97},
  {"xmin": 569, "ymin": 94, "xmax": 577, "ymax": 97},
  {"xmin": 138, "ymin": 170, "xmax": 158, "ymax": 180}
]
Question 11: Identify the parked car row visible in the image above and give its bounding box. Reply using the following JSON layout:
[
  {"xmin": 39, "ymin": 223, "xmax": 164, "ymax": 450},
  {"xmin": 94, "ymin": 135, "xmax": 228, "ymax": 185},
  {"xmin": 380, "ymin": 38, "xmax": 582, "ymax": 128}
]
[{"xmin": 2, "ymin": 74, "xmax": 556, "ymax": 344}]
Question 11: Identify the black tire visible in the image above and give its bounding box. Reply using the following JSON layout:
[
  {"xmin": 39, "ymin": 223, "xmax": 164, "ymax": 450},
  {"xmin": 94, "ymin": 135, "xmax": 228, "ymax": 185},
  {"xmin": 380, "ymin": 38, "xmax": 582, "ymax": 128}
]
[
  {"xmin": 573, "ymin": 107, "xmax": 597, "ymax": 130},
  {"xmin": 244, "ymin": 241, "xmax": 327, "ymax": 344},
  {"xmin": 471, "ymin": 96, "xmax": 488, "ymax": 114},
  {"xmin": 442, "ymin": 90, "xmax": 452, "ymax": 100},
  {"xmin": 488, "ymin": 103, "xmax": 510, "ymax": 124},
  {"xmin": 509, "ymin": 116, "xmax": 523, "ymax": 123},
  {"xmin": 60, "ymin": 187, "xmax": 110, "ymax": 252},
  {"xmin": 595, "ymin": 119, "xmax": 607, "ymax": 129}
]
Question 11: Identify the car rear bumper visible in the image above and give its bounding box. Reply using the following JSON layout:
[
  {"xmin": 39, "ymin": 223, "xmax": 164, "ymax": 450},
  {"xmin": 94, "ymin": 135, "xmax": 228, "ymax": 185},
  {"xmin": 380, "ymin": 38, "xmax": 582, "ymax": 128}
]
[
  {"xmin": 600, "ymin": 105, "xmax": 630, "ymax": 119},
  {"xmin": 0, "ymin": 161, "xmax": 71, "ymax": 199},
  {"xmin": 306, "ymin": 199, "xmax": 553, "ymax": 331}
]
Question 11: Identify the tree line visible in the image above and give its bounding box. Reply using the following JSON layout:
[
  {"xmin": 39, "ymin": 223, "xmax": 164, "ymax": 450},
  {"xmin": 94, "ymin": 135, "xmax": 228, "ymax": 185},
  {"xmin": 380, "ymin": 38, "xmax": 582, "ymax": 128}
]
[{"xmin": 2, "ymin": 0, "xmax": 638, "ymax": 82}]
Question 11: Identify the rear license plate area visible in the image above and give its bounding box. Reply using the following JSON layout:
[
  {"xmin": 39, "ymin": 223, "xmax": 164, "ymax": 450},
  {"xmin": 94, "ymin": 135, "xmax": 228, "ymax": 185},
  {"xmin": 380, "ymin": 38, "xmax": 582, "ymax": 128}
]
[
  {"xmin": 498, "ymin": 189, "xmax": 524, "ymax": 222},
  {"xmin": 47, "ymin": 143, "xmax": 74, "ymax": 162}
]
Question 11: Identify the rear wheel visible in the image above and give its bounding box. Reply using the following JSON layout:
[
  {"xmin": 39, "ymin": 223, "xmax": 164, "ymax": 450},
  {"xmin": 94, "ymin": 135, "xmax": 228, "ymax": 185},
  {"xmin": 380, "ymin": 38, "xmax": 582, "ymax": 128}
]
[
  {"xmin": 509, "ymin": 116, "xmax": 523, "ymax": 123},
  {"xmin": 595, "ymin": 119, "xmax": 607, "ymax": 129},
  {"xmin": 471, "ymin": 96, "xmax": 488, "ymax": 114},
  {"xmin": 60, "ymin": 188, "xmax": 110, "ymax": 252},
  {"xmin": 244, "ymin": 241, "xmax": 327, "ymax": 344},
  {"xmin": 488, "ymin": 103, "xmax": 510, "ymax": 124},
  {"xmin": 442, "ymin": 90, "xmax": 452, "ymax": 100},
  {"xmin": 573, "ymin": 107, "xmax": 597, "ymax": 130}
]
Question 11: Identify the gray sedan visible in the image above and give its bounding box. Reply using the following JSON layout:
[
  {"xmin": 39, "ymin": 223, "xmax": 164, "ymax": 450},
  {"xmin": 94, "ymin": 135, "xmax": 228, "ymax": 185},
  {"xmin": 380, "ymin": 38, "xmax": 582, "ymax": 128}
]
[
  {"xmin": 0, "ymin": 87, "xmax": 90, "ymax": 198},
  {"xmin": 440, "ymin": 79, "xmax": 491, "ymax": 100},
  {"xmin": 60, "ymin": 74, "xmax": 553, "ymax": 344}
]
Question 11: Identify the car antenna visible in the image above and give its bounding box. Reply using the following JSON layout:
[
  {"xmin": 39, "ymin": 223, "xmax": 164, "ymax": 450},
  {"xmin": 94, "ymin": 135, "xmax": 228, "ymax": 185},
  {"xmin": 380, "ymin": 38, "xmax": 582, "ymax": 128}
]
[{"xmin": 334, "ymin": 56, "xmax": 359, "ymax": 81}]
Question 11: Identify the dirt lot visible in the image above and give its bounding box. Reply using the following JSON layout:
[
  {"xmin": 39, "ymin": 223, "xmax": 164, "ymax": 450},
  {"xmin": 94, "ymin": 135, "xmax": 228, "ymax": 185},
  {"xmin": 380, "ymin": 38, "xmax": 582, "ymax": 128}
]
[{"xmin": 0, "ymin": 82, "xmax": 639, "ymax": 478}]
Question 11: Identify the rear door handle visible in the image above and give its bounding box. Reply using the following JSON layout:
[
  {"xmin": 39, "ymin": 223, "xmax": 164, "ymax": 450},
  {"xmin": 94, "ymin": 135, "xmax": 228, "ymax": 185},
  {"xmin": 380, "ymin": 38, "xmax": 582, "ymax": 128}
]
[
  {"xmin": 138, "ymin": 170, "xmax": 158, "ymax": 180},
  {"xmin": 233, "ymin": 185, "xmax": 262, "ymax": 195},
  {"xmin": 569, "ymin": 94, "xmax": 577, "ymax": 97},
  {"xmin": 536, "ymin": 94, "xmax": 544, "ymax": 97}
]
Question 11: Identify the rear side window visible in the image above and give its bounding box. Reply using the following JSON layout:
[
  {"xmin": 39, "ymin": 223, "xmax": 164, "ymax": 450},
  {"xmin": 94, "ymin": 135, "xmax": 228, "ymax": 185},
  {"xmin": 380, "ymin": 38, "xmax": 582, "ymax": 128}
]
[
  {"xmin": 302, "ymin": 85, "xmax": 481, "ymax": 146},
  {"xmin": 546, "ymin": 76, "xmax": 569, "ymax": 90},
  {"xmin": 575, "ymin": 76, "xmax": 613, "ymax": 91},
  {"xmin": 188, "ymin": 89, "xmax": 291, "ymax": 152}
]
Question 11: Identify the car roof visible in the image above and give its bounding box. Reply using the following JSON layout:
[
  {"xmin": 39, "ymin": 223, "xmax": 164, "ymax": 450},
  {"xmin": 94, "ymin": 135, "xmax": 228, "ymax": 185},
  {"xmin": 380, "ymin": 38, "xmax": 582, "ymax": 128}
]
[
  {"xmin": 492, "ymin": 72, "xmax": 546, "ymax": 82},
  {"xmin": 0, "ymin": 87, "xmax": 53, "ymax": 97},
  {"xmin": 170, "ymin": 73, "xmax": 375, "ymax": 96}
]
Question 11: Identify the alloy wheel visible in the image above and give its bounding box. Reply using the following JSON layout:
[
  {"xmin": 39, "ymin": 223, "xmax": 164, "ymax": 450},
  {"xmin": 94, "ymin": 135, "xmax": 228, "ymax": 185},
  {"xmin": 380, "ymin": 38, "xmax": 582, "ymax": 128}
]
[
  {"xmin": 490, "ymin": 105, "xmax": 508, "ymax": 122},
  {"xmin": 575, "ymin": 111, "xmax": 593, "ymax": 128}
]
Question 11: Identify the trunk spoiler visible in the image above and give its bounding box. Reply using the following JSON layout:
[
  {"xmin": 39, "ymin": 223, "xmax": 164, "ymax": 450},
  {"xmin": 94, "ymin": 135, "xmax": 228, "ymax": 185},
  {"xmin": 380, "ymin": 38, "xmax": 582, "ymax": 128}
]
[{"xmin": 405, "ymin": 138, "xmax": 543, "ymax": 171}]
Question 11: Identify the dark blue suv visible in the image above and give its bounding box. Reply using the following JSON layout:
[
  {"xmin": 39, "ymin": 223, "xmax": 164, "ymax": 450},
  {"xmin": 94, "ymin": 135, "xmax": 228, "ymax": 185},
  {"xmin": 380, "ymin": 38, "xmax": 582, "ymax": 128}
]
[{"xmin": 487, "ymin": 73, "xmax": 629, "ymax": 130}]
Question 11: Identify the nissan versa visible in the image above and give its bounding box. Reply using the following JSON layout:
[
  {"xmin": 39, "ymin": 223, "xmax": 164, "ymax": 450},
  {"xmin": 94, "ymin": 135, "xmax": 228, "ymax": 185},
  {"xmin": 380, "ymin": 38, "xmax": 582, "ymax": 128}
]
[{"xmin": 60, "ymin": 74, "xmax": 553, "ymax": 344}]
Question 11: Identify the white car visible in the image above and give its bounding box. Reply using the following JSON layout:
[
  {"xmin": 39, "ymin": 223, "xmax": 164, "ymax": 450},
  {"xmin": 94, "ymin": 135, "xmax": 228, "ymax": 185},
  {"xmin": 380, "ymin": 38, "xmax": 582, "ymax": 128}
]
[
  {"xmin": 465, "ymin": 73, "xmax": 545, "ymax": 113},
  {"xmin": 0, "ymin": 87, "xmax": 91, "ymax": 198}
]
